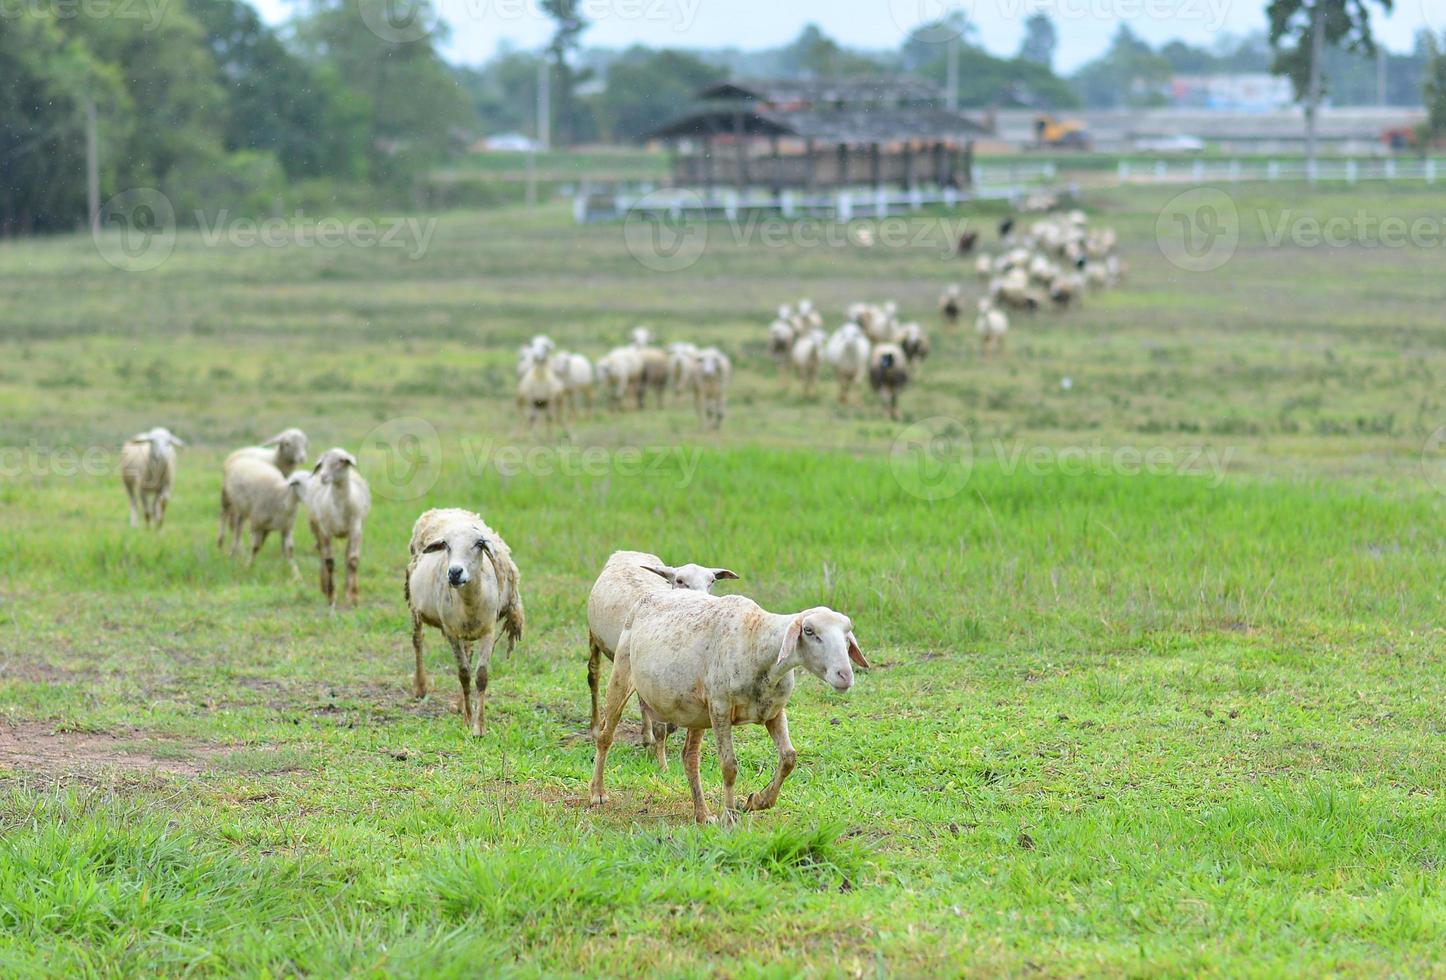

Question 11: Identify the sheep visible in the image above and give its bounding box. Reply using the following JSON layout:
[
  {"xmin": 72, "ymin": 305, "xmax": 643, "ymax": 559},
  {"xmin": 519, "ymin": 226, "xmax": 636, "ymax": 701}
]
[
  {"xmin": 300, "ymin": 448, "xmax": 371, "ymax": 608},
  {"xmin": 629, "ymin": 326, "xmax": 654, "ymax": 349},
  {"xmin": 1049, "ymin": 272, "xmax": 1083, "ymax": 310},
  {"xmin": 224, "ymin": 428, "xmax": 309, "ymax": 477},
  {"xmin": 120, "ymin": 427, "xmax": 183, "ymax": 530},
  {"xmin": 406, "ymin": 508, "xmax": 525, "ymax": 737},
  {"xmin": 868, "ymin": 343, "xmax": 910, "ymax": 421},
  {"xmin": 767, "ymin": 316, "xmax": 797, "ymax": 373},
  {"xmin": 793, "ymin": 299, "xmax": 823, "ymax": 332},
  {"xmin": 516, "ymin": 347, "xmax": 568, "ymax": 436},
  {"xmin": 667, "ymin": 342, "xmax": 700, "ymax": 405},
  {"xmin": 218, "ymin": 455, "xmax": 306, "ymax": 574},
  {"xmin": 790, "ymin": 328, "xmax": 825, "ymax": 397},
  {"xmin": 589, "ymin": 592, "xmax": 867, "ymax": 824},
  {"xmin": 939, "ymin": 285, "xmax": 963, "ymax": 326},
  {"xmin": 898, "ymin": 322, "xmax": 930, "ymax": 369},
  {"xmin": 585, "ymin": 550, "xmax": 739, "ymax": 756},
  {"xmin": 695, "ymin": 347, "xmax": 731, "ymax": 430},
  {"xmin": 636, "ymin": 347, "xmax": 670, "ymax": 409},
  {"xmin": 824, "ymin": 323, "xmax": 870, "ymax": 404},
  {"xmin": 956, "ymin": 229, "xmax": 978, "ymax": 254},
  {"xmin": 552, "ymin": 351, "xmax": 595, "ymax": 420},
  {"xmin": 596, "ymin": 347, "xmax": 642, "ymax": 410},
  {"xmin": 976, "ymin": 298, "xmax": 1009, "ymax": 356},
  {"xmin": 974, "ymin": 254, "xmax": 994, "ymax": 281}
]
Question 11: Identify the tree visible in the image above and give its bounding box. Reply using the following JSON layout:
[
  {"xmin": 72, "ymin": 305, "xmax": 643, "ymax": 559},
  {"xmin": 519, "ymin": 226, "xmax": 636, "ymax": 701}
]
[
  {"xmin": 1266, "ymin": 0, "xmax": 1395, "ymax": 163},
  {"xmin": 540, "ymin": 0, "xmax": 588, "ymax": 146},
  {"xmin": 593, "ymin": 48, "xmax": 723, "ymax": 142},
  {"xmin": 1423, "ymin": 31, "xmax": 1446, "ymax": 145},
  {"xmin": 1071, "ymin": 26, "xmax": 1173, "ymax": 108},
  {"xmin": 1018, "ymin": 13, "xmax": 1057, "ymax": 69}
]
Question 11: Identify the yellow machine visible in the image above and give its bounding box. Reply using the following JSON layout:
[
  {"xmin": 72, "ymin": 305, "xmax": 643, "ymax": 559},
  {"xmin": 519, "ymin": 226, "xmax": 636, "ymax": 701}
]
[{"xmin": 1034, "ymin": 115, "xmax": 1090, "ymax": 150}]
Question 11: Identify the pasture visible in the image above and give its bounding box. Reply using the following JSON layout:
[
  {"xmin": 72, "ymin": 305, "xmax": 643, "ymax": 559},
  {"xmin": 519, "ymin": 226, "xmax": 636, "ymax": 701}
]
[{"xmin": 1, "ymin": 183, "xmax": 1444, "ymax": 975}]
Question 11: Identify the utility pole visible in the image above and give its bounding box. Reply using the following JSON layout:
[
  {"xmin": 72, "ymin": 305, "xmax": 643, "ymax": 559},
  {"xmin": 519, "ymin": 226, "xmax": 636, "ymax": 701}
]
[
  {"xmin": 1377, "ymin": 45, "xmax": 1387, "ymax": 106},
  {"xmin": 1304, "ymin": 3, "xmax": 1325, "ymax": 166},
  {"xmin": 946, "ymin": 33, "xmax": 960, "ymax": 111},
  {"xmin": 84, "ymin": 97, "xmax": 99, "ymax": 234},
  {"xmin": 537, "ymin": 56, "xmax": 551, "ymax": 152}
]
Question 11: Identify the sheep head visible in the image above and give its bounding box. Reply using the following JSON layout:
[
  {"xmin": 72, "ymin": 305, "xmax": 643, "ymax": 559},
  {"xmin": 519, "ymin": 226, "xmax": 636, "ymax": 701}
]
[
  {"xmin": 640, "ymin": 563, "xmax": 738, "ymax": 593},
  {"xmin": 422, "ymin": 524, "xmax": 493, "ymax": 589},
  {"xmin": 775, "ymin": 607, "xmax": 867, "ymax": 692}
]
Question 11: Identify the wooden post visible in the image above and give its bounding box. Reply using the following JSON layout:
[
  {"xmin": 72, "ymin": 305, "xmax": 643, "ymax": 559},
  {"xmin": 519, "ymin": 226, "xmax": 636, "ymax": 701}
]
[
  {"xmin": 961, "ymin": 141, "xmax": 974, "ymax": 188},
  {"xmin": 733, "ymin": 109, "xmax": 748, "ymax": 191},
  {"xmin": 703, "ymin": 134, "xmax": 714, "ymax": 197},
  {"xmin": 869, "ymin": 142, "xmax": 881, "ymax": 190},
  {"xmin": 837, "ymin": 143, "xmax": 849, "ymax": 187},
  {"xmin": 805, "ymin": 138, "xmax": 818, "ymax": 193},
  {"xmin": 933, "ymin": 142, "xmax": 946, "ymax": 188},
  {"xmin": 769, "ymin": 135, "xmax": 782, "ymax": 198},
  {"xmin": 901, "ymin": 141, "xmax": 914, "ymax": 191},
  {"xmin": 85, "ymin": 97, "xmax": 99, "ymax": 234}
]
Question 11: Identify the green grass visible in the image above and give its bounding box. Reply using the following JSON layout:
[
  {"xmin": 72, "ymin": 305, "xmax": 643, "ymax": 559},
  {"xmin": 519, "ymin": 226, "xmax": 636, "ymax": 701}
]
[{"xmin": 0, "ymin": 184, "xmax": 1444, "ymax": 975}]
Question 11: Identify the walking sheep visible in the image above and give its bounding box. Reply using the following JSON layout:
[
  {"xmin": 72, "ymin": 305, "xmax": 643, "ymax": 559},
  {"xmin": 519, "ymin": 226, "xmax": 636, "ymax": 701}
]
[
  {"xmin": 300, "ymin": 448, "xmax": 371, "ymax": 608},
  {"xmin": 824, "ymin": 323, "xmax": 870, "ymax": 404},
  {"xmin": 224, "ymin": 428, "xmax": 309, "ymax": 476},
  {"xmin": 586, "ymin": 550, "xmax": 738, "ymax": 754},
  {"xmin": 219, "ymin": 455, "xmax": 306, "ymax": 575},
  {"xmin": 868, "ymin": 343, "xmax": 910, "ymax": 421},
  {"xmin": 406, "ymin": 508, "xmax": 525, "ymax": 737},
  {"xmin": 939, "ymin": 285, "xmax": 963, "ymax": 325},
  {"xmin": 120, "ymin": 427, "xmax": 183, "ymax": 530},
  {"xmin": 790, "ymin": 328, "xmax": 825, "ymax": 398},
  {"xmin": 975, "ymin": 298, "xmax": 1009, "ymax": 356},
  {"xmin": 695, "ymin": 347, "xmax": 731, "ymax": 430},
  {"xmin": 590, "ymin": 592, "xmax": 867, "ymax": 824},
  {"xmin": 516, "ymin": 347, "xmax": 568, "ymax": 437}
]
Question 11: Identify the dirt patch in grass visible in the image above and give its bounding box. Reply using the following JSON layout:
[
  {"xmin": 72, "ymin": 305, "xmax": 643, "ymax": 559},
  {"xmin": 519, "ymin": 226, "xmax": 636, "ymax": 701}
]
[{"xmin": 0, "ymin": 721, "xmax": 227, "ymax": 776}]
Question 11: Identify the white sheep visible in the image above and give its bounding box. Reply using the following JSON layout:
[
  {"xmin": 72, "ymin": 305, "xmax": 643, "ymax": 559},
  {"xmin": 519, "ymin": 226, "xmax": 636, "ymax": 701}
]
[
  {"xmin": 695, "ymin": 347, "xmax": 731, "ymax": 429},
  {"xmin": 596, "ymin": 347, "xmax": 642, "ymax": 410},
  {"xmin": 790, "ymin": 328, "xmax": 825, "ymax": 397},
  {"xmin": 218, "ymin": 455, "xmax": 306, "ymax": 575},
  {"xmin": 868, "ymin": 342, "xmax": 910, "ymax": 420},
  {"xmin": 224, "ymin": 428, "xmax": 309, "ymax": 476},
  {"xmin": 589, "ymin": 592, "xmax": 868, "ymax": 824},
  {"xmin": 974, "ymin": 254, "xmax": 994, "ymax": 281},
  {"xmin": 975, "ymin": 298, "xmax": 1009, "ymax": 356},
  {"xmin": 667, "ymin": 342, "xmax": 700, "ymax": 405},
  {"xmin": 635, "ymin": 346, "xmax": 670, "ymax": 409},
  {"xmin": 824, "ymin": 323, "xmax": 870, "ymax": 404},
  {"xmin": 300, "ymin": 448, "xmax": 371, "ymax": 608},
  {"xmin": 120, "ymin": 427, "xmax": 183, "ymax": 530},
  {"xmin": 585, "ymin": 550, "xmax": 738, "ymax": 756},
  {"xmin": 767, "ymin": 316, "xmax": 797, "ymax": 373},
  {"xmin": 406, "ymin": 508, "xmax": 525, "ymax": 737},
  {"xmin": 551, "ymin": 351, "xmax": 595, "ymax": 420},
  {"xmin": 516, "ymin": 347, "xmax": 568, "ymax": 436}
]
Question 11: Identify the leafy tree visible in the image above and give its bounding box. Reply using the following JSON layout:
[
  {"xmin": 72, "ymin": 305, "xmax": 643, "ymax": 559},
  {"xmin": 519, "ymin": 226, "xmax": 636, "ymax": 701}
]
[
  {"xmin": 592, "ymin": 48, "xmax": 723, "ymax": 142},
  {"xmin": 1018, "ymin": 13, "xmax": 1057, "ymax": 69},
  {"xmin": 1266, "ymin": 0, "xmax": 1395, "ymax": 160},
  {"xmin": 1071, "ymin": 26, "xmax": 1173, "ymax": 108},
  {"xmin": 1423, "ymin": 32, "xmax": 1446, "ymax": 144},
  {"xmin": 540, "ymin": 0, "xmax": 589, "ymax": 146}
]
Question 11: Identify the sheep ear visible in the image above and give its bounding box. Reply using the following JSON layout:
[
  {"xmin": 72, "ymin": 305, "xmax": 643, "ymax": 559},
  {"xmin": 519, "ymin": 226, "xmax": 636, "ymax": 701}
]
[
  {"xmin": 640, "ymin": 564, "xmax": 676, "ymax": 585},
  {"xmin": 170, "ymin": 436, "xmax": 185, "ymax": 447},
  {"xmin": 712, "ymin": 569, "xmax": 739, "ymax": 581},
  {"xmin": 261, "ymin": 433, "xmax": 282, "ymax": 447},
  {"xmin": 339, "ymin": 451, "xmax": 357, "ymax": 467},
  {"xmin": 776, "ymin": 617, "xmax": 803, "ymax": 666},
  {"xmin": 131, "ymin": 434, "xmax": 153, "ymax": 444},
  {"xmin": 422, "ymin": 540, "xmax": 446, "ymax": 554},
  {"xmin": 846, "ymin": 631, "xmax": 870, "ymax": 669}
]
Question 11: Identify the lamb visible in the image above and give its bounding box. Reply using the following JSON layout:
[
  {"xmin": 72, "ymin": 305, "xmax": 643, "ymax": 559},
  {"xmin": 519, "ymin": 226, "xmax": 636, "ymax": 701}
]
[
  {"xmin": 975, "ymin": 298, "xmax": 1009, "ymax": 356},
  {"xmin": 695, "ymin": 347, "xmax": 731, "ymax": 430},
  {"xmin": 406, "ymin": 508, "xmax": 525, "ymax": 737},
  {"xmin": 224, "ymin": 428, "xmax": 309, "ymax": 477},
  {"xmin": 516, "ymin": 347, "xmax": 568, "ymax": 436},
  {"xmin": 218, "ymin": 455, "xmax": 306, "ymax": 574},
  {"xmin": 868, "ymin": 343, "xmax": 910, "ymax": 420},
  {"xmin": 898, "ymin": 322, "xmax": 930, "ymax": 368},
  {"xmin": 586, "ymin": 550, "xmax": 739, "ymax": 754},
  {"xmin": 551, "ymin": 351, "xmax": 595, "ymax": 420},
  {"xmin": 667, "ymin": 342, "xmax": 700, "ymax": 404},
  {"xmin": 120, "ymin": 427, "xmax": 183, "ymax": 530},
  {"xmin": 793, "ymin": 299, "xmax": 823, "ymax": 332},
  {"xmin": 767, "ymin": 315, "xmax": 797, "ymax": 373},
  {"xmin": 974, "ymin": 254, "xmax": 994, "ymax": 281},
  {"xmin": 300, "ymin": 448, "xmax": 372, "ymax": 607},
  {"xmin": 596, "ymin": 347, "xmax": 642, "ymax": 410},
  {"xmin": 939, "ymin": 285, "xmax": 963, "ymax": 325},
  {"xmin": 824, "ymin": 323, "xmax": 870, "ymax": 404},
  {"xmin": 790, "ymin": 328, "xmax": 826, "ymax": 397},
  {"xmin": 589, "ymin": 592, "xmax": 867, "ymax": 824}
]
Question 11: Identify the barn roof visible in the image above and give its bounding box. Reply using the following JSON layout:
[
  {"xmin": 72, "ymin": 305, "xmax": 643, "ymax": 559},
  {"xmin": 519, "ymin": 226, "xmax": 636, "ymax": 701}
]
[
  {"xmin": 696, "ymin": 77, "xmax": 943, "ymax": 107},
  {"xmin": 642, "ymin": 106, "xmax": 989, "ymax": 144}
]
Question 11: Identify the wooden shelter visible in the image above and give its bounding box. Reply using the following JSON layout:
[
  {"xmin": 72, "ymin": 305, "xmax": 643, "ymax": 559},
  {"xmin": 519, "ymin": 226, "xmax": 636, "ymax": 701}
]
[{"xmin": 643, "ymin": 78, "xmax": 989, "ymax": 194}]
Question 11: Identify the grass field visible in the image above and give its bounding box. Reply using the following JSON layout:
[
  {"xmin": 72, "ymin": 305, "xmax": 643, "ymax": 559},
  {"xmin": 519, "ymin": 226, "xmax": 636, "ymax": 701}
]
[{"xmin": 1, "ymin": 183, "xmax": 1444, "ymax": 975}]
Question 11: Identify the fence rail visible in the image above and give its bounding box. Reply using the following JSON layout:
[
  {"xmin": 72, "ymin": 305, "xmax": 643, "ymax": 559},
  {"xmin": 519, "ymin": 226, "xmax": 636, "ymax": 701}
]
[{"xmin": 574, "ymin": 157, "xmax": 1440, "ymax": 223}]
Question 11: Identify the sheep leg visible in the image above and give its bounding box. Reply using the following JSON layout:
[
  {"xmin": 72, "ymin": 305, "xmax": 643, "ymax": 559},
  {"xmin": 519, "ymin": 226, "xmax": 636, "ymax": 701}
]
[
  {"xmin": 743, "ymin": 710, "xmax": 797, "ymax": 813},
  {"xmin": 248, "ymin": 529, "xmax": 267, "ymax": 566},
  {"xmin": 587, "ymin": 633, "xmax": 604, "ymax": 739},
  {"xmin": 217, "ymin": 491, "xmax": 231, "ymax": 550},
  {"xmin": 449, "ymin": 636, "xmax": 474, "ymax": 731},
  {"xmin": 471, "ymin": 633, "xmax": 496, "ymax": 737},
  {"xmin": 230, "ymin": 514, "xmax": 245, "ymax": 558},
  {"xmin": 710, "ymin": 709, "xmax": 739, "ymax": 825},
  {"xmin": 344, "ymin": 534, "xmax": 361, "ymax": 607},
  {"xmin": 153, "ymin": 493, "xmax": 167, "ymax": 530},
  {"xmin": 126, "ymin": 485, "xmax": 141, "ymax": 528},
  {"xmin": 314, "ymin": 522, "xmax": 334, "ymax": 605},
  {"xmin": 683, "ymin": 728, "xmax": 710, "ymax": 824},
  {"xmin": 589, "ymin": 635, "xmax": 636, "ymax": 807},
  {"xmin": 411, "ymin": 616, "xmax": 428, "ymax": 698},
  {"xmin": 282, "ymin": 528, "xmax": 301, "ymax": 581}
]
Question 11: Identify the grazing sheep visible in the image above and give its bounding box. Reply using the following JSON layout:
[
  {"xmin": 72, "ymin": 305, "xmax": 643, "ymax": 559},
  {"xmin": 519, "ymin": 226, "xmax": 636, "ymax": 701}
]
[
  {"xmin": 120, "ymin": 427, "xmax": 183, "ymax": 530},
  {"xmin": 300, "ymin": 448, "xmax": 371, "ymax": 608},
  {"xmin": 667, "ymin": 342, "xmax": 700, "ymax": 405},
  {"xmin": 939, "ymin": 285, "xmax": 963, "ymax": 326},
  {"xmin": 898, "ymin": 322, "xmax": 930, "ymax": 369},
  {"xmin": 824, "ymin": 323, "xmax": 870, "ymax": 404},
  {"xmin": 516, "ymin": 348, "xmax": 568, "ymax": 436},
  {"xmin": 406, "ymin": 508, "xmax": 525, "ymax": 737},
  {"xmin": 224, "ymin": 428, "xmax": 309, "ymax": 477},
  {"xmin": 695, "ymin": 347, "xmax": 731, "ymax": 430},
  {"xmin": 868, "ymin": 343, "xmax": 910, "ymax": 420},
  {"xmin": 219, "ymin": 455, "xmax": 306, "ymax": 574},
  {"xmin": 586, "ymin": 550, "xmax": 739, "ymax": 755},
  {"xmin": 596, "ymin": 347, "xmax": 642, "ymax": 410},
  {"xmin": 551, "ymin": 351, "xmax": 595, "ymax": 420},
  {"xmin": 589, "ymin": 592, "xmax": 867, "ymax": 824},
  {"xmin": 975, "ymin": 298, "xmax": 1009, "ymax": 356},
  {"xmin": 790, "ymin": 328, "xmax": 825, "ymax": 397}
]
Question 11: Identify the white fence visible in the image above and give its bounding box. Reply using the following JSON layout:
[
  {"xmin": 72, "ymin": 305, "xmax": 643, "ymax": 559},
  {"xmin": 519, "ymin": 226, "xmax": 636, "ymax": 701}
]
[{"xmin": 575, "ymin": 157, "xmax": 1441, "ymax": 224}]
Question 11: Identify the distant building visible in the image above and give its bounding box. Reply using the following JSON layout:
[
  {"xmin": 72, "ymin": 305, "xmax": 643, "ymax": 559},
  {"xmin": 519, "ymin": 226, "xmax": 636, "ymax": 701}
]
[
  {"xmin": 1169, "ymin": 74, "xmax": 1294, "ymax": 112},
  {"xmin": 642, "ymin": 78, "xmax": 989, "ymax": 192}
]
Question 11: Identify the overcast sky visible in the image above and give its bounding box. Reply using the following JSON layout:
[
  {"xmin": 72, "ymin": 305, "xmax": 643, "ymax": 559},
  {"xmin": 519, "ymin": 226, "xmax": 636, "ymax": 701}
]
[{"xmin": 255, "ymin": 0, "xmax": 1436, "ymax": 72}]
